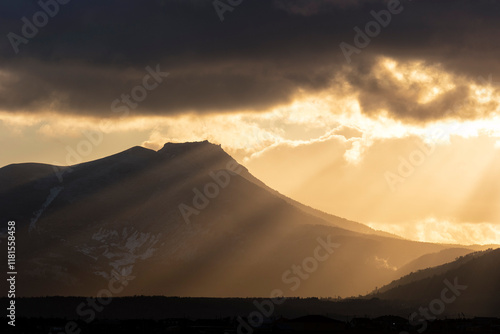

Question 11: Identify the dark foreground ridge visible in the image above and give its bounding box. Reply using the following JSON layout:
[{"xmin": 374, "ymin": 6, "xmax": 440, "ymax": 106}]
[
  {"xmin": 4, "ymin": 296, "xmax": 500, "ymax": 333},
  {"xmin": 8, "ymin": 317, "xmax": 500, "ymax": 333}
]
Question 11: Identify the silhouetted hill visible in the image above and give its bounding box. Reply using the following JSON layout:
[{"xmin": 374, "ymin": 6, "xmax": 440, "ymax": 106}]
[
  {"xmin": 394, "ymin": 247, "xmax": 475, "ymax": 277},
  {"xmin": 372, "ymin": 248, "xmax": 500, "ymax": 316}
]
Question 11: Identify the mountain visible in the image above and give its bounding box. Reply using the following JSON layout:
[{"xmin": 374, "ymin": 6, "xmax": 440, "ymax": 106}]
[
  {"xmin": 371, "ymin": 248, "xmax": 500, "ymax": 317},
  {"xmin": 392, "ymin": 247, "xmax": 476, "ymax": 278},
  {"xmin": 0, "ymin": 141, "xmax": 492, "ymax": 298}
]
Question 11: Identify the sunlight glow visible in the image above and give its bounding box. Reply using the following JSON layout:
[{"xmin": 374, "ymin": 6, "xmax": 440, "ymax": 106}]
[{"xmin": 368, "ymin": 219, "xmax": 500, "ymax": 245}]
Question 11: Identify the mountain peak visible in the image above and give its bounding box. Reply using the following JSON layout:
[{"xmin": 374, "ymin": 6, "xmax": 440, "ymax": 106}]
[
  {"xmin": 157, "ymin": 140, "xmax": 226, "ymax": 159},
  {"xmin": 158, "ymin": 140, "xmax": 220, "ymax": 152}
]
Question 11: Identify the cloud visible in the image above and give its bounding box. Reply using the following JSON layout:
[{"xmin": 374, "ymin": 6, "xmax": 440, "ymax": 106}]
[
  {"xmin": 0, "ymin": 0, "xmax": 500, "ymax": 122},
  {"xmin": 372, "ymin": 256, "xmax": 398, "ymax": 271},
  {"xmin": 368, "ymin": 219, "xmax": 500, "ymax": 245},
  {"xmin": 337, "ymin": 57, "xmax": 500, "ymax": 122}
]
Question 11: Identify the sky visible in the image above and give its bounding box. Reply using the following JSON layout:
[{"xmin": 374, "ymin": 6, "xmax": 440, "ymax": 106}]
[{"xmin": 1, "ymin": 0, "xmax": 500, "ymax": 245}]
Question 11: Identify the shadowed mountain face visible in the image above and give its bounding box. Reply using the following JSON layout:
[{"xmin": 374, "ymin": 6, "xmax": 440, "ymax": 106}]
[
  {"xmin": 0, "ymin": 141, "xmax": 493, "ymax": 298},
  {"xmin": 373, "ymin": 249, "xmax": 500, "ymax": 317}
]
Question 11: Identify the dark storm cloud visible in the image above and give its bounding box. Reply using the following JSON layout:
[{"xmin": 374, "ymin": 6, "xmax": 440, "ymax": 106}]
[
  {"xmin": 0, "ymin": 0, "xmax": 499, "ymax": 120},
  {"xmin": 339, "ymin": 57, "xmax": 500, "ymax": 122}
]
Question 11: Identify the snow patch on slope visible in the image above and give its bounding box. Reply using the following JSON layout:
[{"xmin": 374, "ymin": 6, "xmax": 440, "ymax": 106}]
[{"xmin": 85, "ymin": 227, "xmax": 162, "ymax": 277}]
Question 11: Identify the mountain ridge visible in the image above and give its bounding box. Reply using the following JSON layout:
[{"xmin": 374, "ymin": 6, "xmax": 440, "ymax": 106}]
[
  {"xmin": 0, "ymin": 141, "xmax": 495, "ymax": 299},
  {"xmin": 371, "ymin": 248, "xmax": 500, "ymax": 316}
]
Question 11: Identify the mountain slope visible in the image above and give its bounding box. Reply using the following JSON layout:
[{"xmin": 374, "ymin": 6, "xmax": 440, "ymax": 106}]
[
  {"xmin": 239, "ymin": 170, "xmax": 399, "ymax": 238},
  {"xmin": 0, "ymin": 141, "xmax": 491, "ymax": 298},
  {"xmin": 372, "ymin": 248, "xmax": 500, "ymax": 316},
  {"xmin": 394, "ymin": 247, "xmax": 475, "ymax": 278}
]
